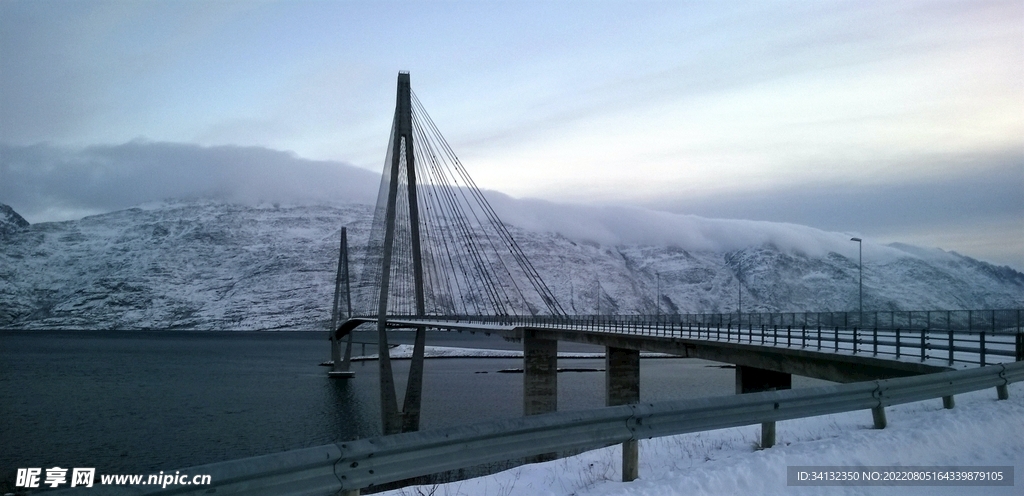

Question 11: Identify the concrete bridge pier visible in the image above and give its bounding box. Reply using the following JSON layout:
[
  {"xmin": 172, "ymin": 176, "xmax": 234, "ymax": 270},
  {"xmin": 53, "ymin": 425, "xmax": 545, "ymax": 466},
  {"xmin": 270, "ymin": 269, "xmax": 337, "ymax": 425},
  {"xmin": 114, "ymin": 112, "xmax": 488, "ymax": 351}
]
[
  {"xmin": 735, "ymin": 365, "xmax": 791, "ymax": 449},
  {"xmin": 523, "ymin": 331, "xmax": 558, "ymax": 463},
  {"xmin": 606, "ymin": 347, "xmax": 640, "ymax": 482},
  {"xmin": 523, "ymin": 331, "xmax": 558, "ymax": 416},
  {"xmin": 328, "ymin": 332, "xmax": 355, "ymax": 379}
]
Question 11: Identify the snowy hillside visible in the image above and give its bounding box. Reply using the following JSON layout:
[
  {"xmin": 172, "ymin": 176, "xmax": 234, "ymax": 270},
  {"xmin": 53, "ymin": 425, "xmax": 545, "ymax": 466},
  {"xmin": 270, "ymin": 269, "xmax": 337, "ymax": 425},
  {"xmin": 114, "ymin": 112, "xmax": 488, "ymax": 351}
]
[
  {"xmin": 0, "ymin": 203, "xmax": 30, "ymax": 235},
  {"xmin": 0, "ymin": 200, "xmax": 1020, "ymax": 330}
]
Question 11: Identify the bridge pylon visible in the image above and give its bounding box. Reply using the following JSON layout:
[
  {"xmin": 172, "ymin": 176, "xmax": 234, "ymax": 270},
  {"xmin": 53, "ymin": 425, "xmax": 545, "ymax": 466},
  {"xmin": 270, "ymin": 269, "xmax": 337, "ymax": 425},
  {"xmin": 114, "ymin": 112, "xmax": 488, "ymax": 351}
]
[
  {"xmin": 349, "ymin": 71, "xmax": 568, "ymax": 435},
  {"xmin": 374, "ymin": 72, "xmax": 428, "ymax": 435},
  {"xmin": 328, "ymin": 227, "xmax": 355, "ymax": 379}
]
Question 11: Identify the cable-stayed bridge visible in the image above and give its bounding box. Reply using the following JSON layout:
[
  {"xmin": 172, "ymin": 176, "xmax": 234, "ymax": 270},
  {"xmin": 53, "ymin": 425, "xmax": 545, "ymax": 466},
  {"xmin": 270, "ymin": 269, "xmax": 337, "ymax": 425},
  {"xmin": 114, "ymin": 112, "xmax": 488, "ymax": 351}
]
[
  {"xmin": 55, "ymin": 72, "xmax": 1022, "ymax": 496},
  {"xmin": 328, "ymin": 73, "xmax": 1023, "ymax": 458}
]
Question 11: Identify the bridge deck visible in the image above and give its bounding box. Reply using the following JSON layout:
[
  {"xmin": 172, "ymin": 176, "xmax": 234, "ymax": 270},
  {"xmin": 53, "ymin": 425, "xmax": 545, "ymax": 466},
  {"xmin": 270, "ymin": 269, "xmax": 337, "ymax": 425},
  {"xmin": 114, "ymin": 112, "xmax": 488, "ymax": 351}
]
[{"xmin": 335, "ymin": 316, "xmax": 1024, "ymax": 382}]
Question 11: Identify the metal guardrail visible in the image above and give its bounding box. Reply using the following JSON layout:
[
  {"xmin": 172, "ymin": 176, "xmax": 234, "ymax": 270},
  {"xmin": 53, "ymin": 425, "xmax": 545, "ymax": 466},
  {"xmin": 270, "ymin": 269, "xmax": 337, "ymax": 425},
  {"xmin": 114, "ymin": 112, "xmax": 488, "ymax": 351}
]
[{"xmin": 78, "ymin": 361, "xmax": 1023, "ymax": 495}]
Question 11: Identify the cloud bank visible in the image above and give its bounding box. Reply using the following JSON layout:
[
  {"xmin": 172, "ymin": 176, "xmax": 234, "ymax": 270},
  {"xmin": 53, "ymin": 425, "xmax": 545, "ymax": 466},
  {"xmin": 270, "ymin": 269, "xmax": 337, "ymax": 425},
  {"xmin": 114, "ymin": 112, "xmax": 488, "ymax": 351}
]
[
  {"xmin": 0, "ymin": 141, "xmax": 380, "ymax": 222},
  {"xmin": 1, "ymin": 140, "xmax": 1019, "ymax": 270},
  {"xmin": 488, "ymin": 194, "xmax": 946, "ymax": 266}
]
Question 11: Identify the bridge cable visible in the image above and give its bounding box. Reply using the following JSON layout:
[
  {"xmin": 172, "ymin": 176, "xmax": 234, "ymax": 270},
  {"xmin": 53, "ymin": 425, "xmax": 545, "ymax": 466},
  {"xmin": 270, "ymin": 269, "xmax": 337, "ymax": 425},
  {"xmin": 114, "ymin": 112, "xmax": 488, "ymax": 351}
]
[{"xmin": 412, "ymin": 92, "xmax": 565, "ymax": 316}]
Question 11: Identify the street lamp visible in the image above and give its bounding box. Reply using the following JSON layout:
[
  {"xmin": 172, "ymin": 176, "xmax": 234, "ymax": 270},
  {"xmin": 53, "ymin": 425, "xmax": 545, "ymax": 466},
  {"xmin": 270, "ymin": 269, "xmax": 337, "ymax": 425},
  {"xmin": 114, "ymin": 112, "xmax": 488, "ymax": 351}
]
[
  {"xmin": 656, "ymin": 272, "xmax": 661, "ymax": 317},
  {"xmin": 850, "ymin": 238, "xmax": 862, "ymax": 316},
  {"xmin": 737, "ymin": 256, "xmax": 742, "ymax": 317}
]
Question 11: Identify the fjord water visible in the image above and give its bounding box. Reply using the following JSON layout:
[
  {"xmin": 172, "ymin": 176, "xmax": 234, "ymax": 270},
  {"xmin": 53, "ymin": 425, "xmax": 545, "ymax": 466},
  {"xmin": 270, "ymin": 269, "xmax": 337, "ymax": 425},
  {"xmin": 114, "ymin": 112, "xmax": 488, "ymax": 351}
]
[{"xmin": 1, "ymin": 330, "xmax": 828, "ymax": 481}]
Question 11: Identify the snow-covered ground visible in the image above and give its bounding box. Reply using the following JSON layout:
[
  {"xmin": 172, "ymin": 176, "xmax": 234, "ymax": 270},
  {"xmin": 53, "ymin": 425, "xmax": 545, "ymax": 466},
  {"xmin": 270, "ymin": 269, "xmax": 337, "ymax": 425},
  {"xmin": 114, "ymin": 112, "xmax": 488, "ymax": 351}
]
[{"xmin": 382, "ymin": 382, "xmax": 1024, "ymax": 496}]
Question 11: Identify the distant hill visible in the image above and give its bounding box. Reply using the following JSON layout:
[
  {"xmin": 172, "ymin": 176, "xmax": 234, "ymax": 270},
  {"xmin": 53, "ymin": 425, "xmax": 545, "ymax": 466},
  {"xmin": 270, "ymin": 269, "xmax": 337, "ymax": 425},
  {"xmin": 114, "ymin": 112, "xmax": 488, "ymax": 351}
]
[
  {"xmin": 0, "ymin": 200, "xmax": 1020, "ymax": 330},
  {"xmin": 0, "ymin": 203, "xmax": 30, "ymax": 235}
]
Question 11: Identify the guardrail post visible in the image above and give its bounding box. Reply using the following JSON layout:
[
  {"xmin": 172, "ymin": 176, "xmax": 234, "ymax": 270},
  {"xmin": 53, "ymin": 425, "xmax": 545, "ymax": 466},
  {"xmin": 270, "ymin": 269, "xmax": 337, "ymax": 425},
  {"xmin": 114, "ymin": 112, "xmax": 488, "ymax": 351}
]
[
  {"xmin": 607, "ymin": 347, "xmax": 640, "ymax": 482},
  {"xmin": 980, "ymin": 331, "xmax": 986, "ymax": 366},
  {"xmin": 942, "ymin": 395, "xmax": 955, "ymax": 409},
  {"xmin": 997, "ymin": 384, "xmax": 1009, "ymax": 400},
  {"xmin": 872, "ymin": 405, "xmax": 887, "ymax": 429},
  {"xmin": 735, "ymin": 366, "xmax": 791, "ymax": 449},
  {"xmin": 1017, "ymin": 333, "xmax": 1023, "ymax": 362},
  {"xmin": 948, "ymin": 330, "xmax": 954, "ymax": 365},
  {"xmin": 920, "ymin": 329, "xmax": 927, "ymax": 362}
]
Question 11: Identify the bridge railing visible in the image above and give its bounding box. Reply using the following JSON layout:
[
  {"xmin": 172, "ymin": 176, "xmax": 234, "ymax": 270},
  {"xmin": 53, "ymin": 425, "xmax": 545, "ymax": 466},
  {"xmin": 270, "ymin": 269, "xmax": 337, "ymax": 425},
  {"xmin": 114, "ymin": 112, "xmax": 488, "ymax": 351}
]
[
  {"xmin": 362, "ymin": 309, "xmax": 1024, "ymax": 367},
  {"xmin": 357, "ymin": 309, "xmax": 1023, "ymax": 333},
  {"xmin": 67, "ymin": 361, "xmax": 1024, "ymax": 495}
]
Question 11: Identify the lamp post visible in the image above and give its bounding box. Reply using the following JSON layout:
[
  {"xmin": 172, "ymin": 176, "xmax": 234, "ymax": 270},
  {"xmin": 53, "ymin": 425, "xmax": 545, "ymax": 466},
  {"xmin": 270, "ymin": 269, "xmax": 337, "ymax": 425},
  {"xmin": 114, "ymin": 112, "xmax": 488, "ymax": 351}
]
[
  {"xmin": 656, "ymin": 272, "xmax": 661, "ymax": 317},
  {"xmin": 850, "ymin": 237, "xmax": 862, "ymax": 317},
  {"xmin": 737, "ymin": 256, "xmax": 742, "ymax": 318}
]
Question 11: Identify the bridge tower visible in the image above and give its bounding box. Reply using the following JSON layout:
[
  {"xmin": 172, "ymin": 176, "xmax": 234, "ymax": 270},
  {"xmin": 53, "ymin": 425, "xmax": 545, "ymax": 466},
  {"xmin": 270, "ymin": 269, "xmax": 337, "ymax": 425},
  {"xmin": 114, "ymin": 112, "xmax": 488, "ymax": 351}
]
[
  {"xmin": 348, "ymin": 71, "xmax": 565, "ymax": 435},
  {"xmin": 375, "ymin": 72, "xmax": 428, "ymax": 435},
  {"xmin": 328, "ymin": 227, "xmax": 355, "ymax": 379}
]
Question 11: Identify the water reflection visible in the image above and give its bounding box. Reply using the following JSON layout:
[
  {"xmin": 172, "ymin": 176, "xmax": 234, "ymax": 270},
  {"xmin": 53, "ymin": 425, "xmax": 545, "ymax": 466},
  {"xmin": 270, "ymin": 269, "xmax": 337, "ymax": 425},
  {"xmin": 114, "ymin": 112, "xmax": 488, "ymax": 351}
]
[{"xmin": 325, "ymin": 365, "xmax": 378, "ymax": 440}]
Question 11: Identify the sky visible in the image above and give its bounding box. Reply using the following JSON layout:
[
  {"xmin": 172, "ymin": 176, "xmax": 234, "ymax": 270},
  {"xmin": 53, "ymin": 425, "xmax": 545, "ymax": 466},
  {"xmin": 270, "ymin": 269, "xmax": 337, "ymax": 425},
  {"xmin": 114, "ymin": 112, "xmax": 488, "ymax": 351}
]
[{"xmin": 0, "ymin": 0, "xmax": 1022, "ymax": 269}]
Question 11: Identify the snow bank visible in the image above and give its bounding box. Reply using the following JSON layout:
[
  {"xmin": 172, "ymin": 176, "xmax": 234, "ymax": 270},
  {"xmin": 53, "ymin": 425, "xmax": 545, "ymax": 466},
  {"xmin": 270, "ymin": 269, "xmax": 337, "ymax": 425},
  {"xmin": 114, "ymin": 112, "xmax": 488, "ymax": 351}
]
[{"xmin": 382, "ymin": 382, "xmax": 1024, "ymax": 496}]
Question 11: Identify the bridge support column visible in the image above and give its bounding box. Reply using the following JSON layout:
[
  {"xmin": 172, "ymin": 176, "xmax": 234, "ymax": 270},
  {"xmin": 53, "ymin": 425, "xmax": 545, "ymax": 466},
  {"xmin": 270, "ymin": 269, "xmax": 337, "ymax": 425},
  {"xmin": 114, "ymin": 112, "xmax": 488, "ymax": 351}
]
[
  {"xmin": 328, "ymin": 332, "xmax": 355, "ymax": 379},
  {"xmin": 606, "ymin": 347, "xmax": 640, "ymax": 482},
  {"xmin": 524, "ymin": 332, "xmax": 558, "ymax": 416},
  {"xmin": 735, "ymin": 365, "xmax": 791, "ymax": 449},
  {"xmin": 523, "ymin": 332, "xmax": 558, "ymax": 463}
]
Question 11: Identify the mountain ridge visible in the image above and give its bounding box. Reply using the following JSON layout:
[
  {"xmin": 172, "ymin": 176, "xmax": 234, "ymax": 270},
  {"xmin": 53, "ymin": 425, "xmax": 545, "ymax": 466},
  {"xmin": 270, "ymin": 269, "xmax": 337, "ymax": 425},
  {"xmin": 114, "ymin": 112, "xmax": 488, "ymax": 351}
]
[{"xmin": 0, "ymin": 201, "xmax": 1020, "ymax": 330}]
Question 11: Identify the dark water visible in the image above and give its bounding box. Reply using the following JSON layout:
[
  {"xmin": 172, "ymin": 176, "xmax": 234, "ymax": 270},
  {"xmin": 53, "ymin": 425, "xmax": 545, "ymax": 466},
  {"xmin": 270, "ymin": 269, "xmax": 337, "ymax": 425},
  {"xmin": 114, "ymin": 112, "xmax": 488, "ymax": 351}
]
[{"xmin": 1, "ymin": 330, "xmax": 828, "ymax": 487}]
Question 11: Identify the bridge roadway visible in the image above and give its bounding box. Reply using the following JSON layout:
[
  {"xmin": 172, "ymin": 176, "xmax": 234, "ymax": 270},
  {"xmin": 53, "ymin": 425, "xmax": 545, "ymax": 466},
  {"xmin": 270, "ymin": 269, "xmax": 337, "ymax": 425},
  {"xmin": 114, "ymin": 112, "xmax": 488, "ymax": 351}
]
[
  {"xmin": 334, "ymin": 314, "xmax": 1021, "ymax": 416},
  {"xmin": 336, "ymin": 314, "xmax": 1022, "ymax": 382}
]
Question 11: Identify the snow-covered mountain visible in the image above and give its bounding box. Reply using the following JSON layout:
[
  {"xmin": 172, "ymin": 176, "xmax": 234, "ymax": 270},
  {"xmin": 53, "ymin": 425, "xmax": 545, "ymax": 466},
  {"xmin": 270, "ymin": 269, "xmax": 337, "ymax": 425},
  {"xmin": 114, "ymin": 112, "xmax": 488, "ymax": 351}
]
[
  {"xmin": 0, "ymin": 201, "xmax": 1020, "ymax": 330},
  {"xmin": 0, "ymin": 203, "xmax": 30, "ymax": 235}
]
